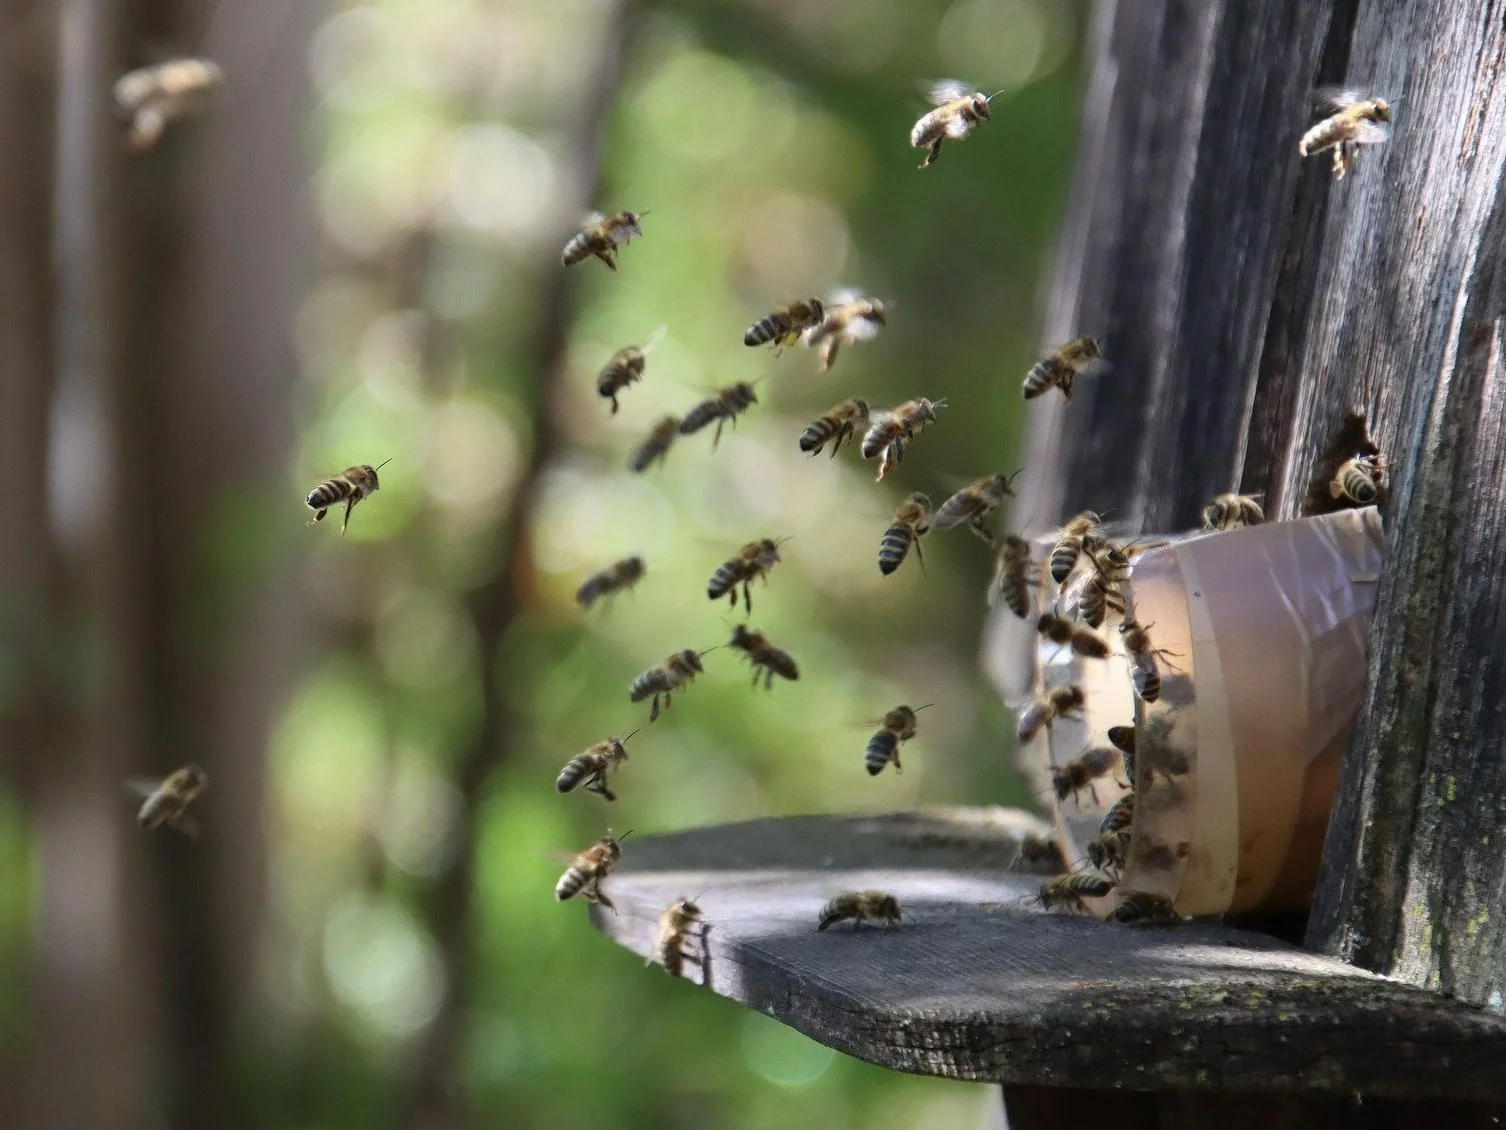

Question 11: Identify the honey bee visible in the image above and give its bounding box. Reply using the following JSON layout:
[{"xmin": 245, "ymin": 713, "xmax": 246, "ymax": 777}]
[
  {"xmin": 1036, "ymin": 612, "xmax": 1110, "ymax": 659},
  {"xmin": 816, "ymin": 890, "xmax": 903, "ymax": 931},
  {"xmin": 1015, "ymin": 831, "xmax": 1068, "ymax": 873},
  {"xmin": 1298, "ymin": 90, "xmax": 1392, "ymax": 180},
  {"xmin": 1070, "ymin": 542, "xmax": 1131, "ymax": 628},
  {"xmin": 860, "ymin": 398, "xmax": 947, "ymax": 482},
  {"xmin": 596, "ymin": 325, "xmax": 666, "ymax": 414},
  {"xmin": 1050, "ymin": 746, "xmax": 1120, "ymax": 808},
  {"xmin": 802, "ymin": 292, "xmax": 889, "ymax": 372},
  {"xmin": 647, "ymin": 896, "xmax": 707, "ymax": 978},
  {"xmin": 1023, "ymin": 338, "xmax": 1102, "ymax": 402},
  {"xmin": 1017, "ymin": 684, "xmax": 1085, "ymax": 743},
  {"xmin": 728, "ymin": 625, "xmax": 799, "ymax": 691},
  {"xmin": 1111, "ymin": 890, "xmax": 1179, "ymax": 924},
  {"xmin": 798, "ymin": 398, "xmax": 872, "ymax": 457},
  {"xmin": 1087, "ymin": 828, "xmax": 1131, "ymax": 875},
  {"xmin": 934, "ymin": 472, "xmax": 1018, "ymax": 546},
  {"xmin": 1106, "ymin": 725, "xmax": 1136, "ymax": 785},
  {"xmin": 131, "ymin": 764, "xmax": 209, "ymax": 838},
  {"xmin": 707, "ymin": 538, "xmax": 785, "ymax": 615},
  {"xmin": 744, "ymin": 298, "xmax": 826, "ymax": 351},
  {"xmin": 864, "ymin": 703, "xmax": 930, "ymax": 776},
  {"xmin": 1330, "ymin": 452, "xmax": 1385, "ymax": 505},
  {"xmin": 909, "ymin": 80, "xmax": 997, "ymax": 168},
  {"xmin": 1047, "ymin": 512, "xmax": 1105, "ymax": 584},
  {"xmin": 629, "ymin": 414, "xmax": 680, "ymax": 472},
  {"xmin": 988, "ymin": 534, "xmax": 1037, "ymax": 617},
  {"xmin": 1119, "ymin": 619, "xmax": 1180, "ymax": 704},
  {"xmin": 678, "ymin": 382, "xmax": 759, "ymax": 449},
  {"xmin": 305, "ymin": 460, "xmax": 390, "ymax": 535},
  {"xmin": 629, "ymin": 649, "xmax": 709, "ymax": 721},
  {"xmin": 1036, "ymin": 870, "xmax": 1116, "ymax": 913},
  {"xmin": 575, "ymin": 555, "xmax": 646, "ymax": 611},
  {"xmin": 877, "ymin": 492, "xmax": 932, "ymax": 576},
  {"xmin": 114, "ymin": 58, "xmax": 223, "ymax": 152},
  {"xmin": 554, "ymin": 829, "xmax": 629, "ymax": 910},
  {"xmin": 1202, "ymin": 493, "xmax": 1265, "ymax": 531},
  {"xmin": 1098, "ymin": 792, "xmax": 1135, "ymax": 836},
  {"xmin": 561, "ymin": 210, "xmax": 646, "ymax": 271},
  {"xmin": 555, "ymin": 730, "xmax": 638, "ymax": 802}
]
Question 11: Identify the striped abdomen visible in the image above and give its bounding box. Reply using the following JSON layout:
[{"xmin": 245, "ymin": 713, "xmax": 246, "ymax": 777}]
[
  {"xmin": 744, "ymin": 300, "xmax": 823, "ymax": 347},
  {"xmin": 555, "ymin": 753, "xmax": 603, "ymax": 795},
  {"xmin": 630, "ymin": 417, "xmax": 678, "ymax": 472},
  {"xmin": 1023, "ymin": 356, "xmax": 1071, "ymax": 400},
  {"xmin": 1099, "ymin": 793, "xmax": 1135, "ymax": 835},
  {"xmin": 865, "ymin": 730, "xmax": 899, "ymax": 776},
  {"xmin": 755, "ymin": 647, "xmax": 798, "ymax": 682},
  {"xmin": 306, "ymin": 477, "xmax": 355, "ymax": 513},
  {"xmin": 629, "ymin": 667, "xmax": 679, "ymax": 702},
  {"xmin": 554, "ymin": 863, "xmax": 591, "ymax": 901},
  {"xmin": 707, "ymin": 560, "xmax": 750, "ymax": 602},
  {"xmin": 859, "ymin": 420, "xmax": 901, "ymax": 461},
  {"xmin": 1131, "ymin": 655, "xmax": 1161, "ymax": 703},
  {"xmin": 877, "ymin": 522, "xmax": 917, "ymax": 575},
  {"xmin": 1299, "ymin": 114, "xmax": 1351, "ymax": 156},
  {"xmin": 561, "ymin": 231, "xmax": 604, "ymax": 266}
]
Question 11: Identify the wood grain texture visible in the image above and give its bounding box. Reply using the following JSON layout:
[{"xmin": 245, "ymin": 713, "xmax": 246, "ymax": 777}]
[{"xmin": 586, "ymin": 813, "xmax": 1506, "ymax": 1099}]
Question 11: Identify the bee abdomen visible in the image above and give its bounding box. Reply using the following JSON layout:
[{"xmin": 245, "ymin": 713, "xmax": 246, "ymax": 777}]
[
  {"xmin": 763, "ymin": 649, "xmax": 799, "ymax": 681},
  {"xmin": 1023, "ymin": 357, "xmax": 1068, "ymax": 399},
  {"xmin": 859, "ymin": 425, "xmax": 892, "ymax": 461},
  {"xmin": 1299, "ymin": 118, "xmax": 1342, "ymax": 156},
  {"xmin": 555, "ymin": 756, "xmax": 592, "ymax": 794},
  {"xmin": 799, "ymin": 419, "xmax": 835, "ymax": 453},
  {"xmin": 815, "ymin": 901, "xmax": 849, "ymax": 931},
  {"xmin": 555, "ymin": 866, "xmax": 587, "ymax": 901},
  {"xmin": 575, "ymin": 577, "xmax": 606, "ymax": 609},
  {"xmin": 933, "ymin": 496, "xmax": 976, "ymax": 529},
  {"xmin": 865, "ymin": 731, "xmax": 899, "ymax": 776},
  {"xmin": 306, "ymin": 479, "xmax": 350, "ymax": 510},
  {"xmin": 678, "ymin": 401, "xmax": 719, "ymax": 435},
  {"xmin": 1048, "ymin": 539, "xmax": 1080, "ymax": 584},
  {"xmin": 877, "ymin": 523, "xmax": 914, "ymax": 575},
  {"xmin": 1000, "ymin": 579, "xmax": 1030, "ymax": 618},
  {"xmin": 707, "ymin": 562, "xmax": 743, "ymax": 600},
  {"xmin": 743, "ymin": 315, "xmax": 788, "ymax": 347},
  {"xmin": 1132, "ymin": 663, "xmax": 1161, "ymax": 703},
  {"xmin": 629, "ymin": 669, "xmax": 672, "ymax": 702}
]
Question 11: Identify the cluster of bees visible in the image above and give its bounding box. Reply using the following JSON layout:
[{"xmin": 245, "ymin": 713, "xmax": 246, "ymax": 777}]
[{"xmin": 121, "ymin": 50, "xmax": 1397, "ymax": 952}]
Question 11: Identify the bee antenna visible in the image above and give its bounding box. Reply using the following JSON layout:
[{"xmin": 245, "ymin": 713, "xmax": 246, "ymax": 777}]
[
  {"xmin": 913, "ymin": 703, "xmax": 935, "ymax": 712},
  {"xmin": 375, "ymin": 458, "xmax": 394, "ymax": 470},
  {"xmin": 698, "ymin": 644, "xmax": 723, "ymax": 657},
  {"xmin": 637, "ymin": 209, "xmax": 652, "ymax": 218},
  {"xmin": 621, "ymin": 727, "xmax": 642, "ymax": 743},
  {"xmin": 986, "ymin": 88, "xmax": 1007, "ymax": 102},
  {"xmin": 612, "ymin": 828, "xmax": 635, "ymax": 843}
]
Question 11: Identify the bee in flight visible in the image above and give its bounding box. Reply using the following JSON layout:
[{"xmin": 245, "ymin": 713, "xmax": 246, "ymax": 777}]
[
  {"xmin": 1049, "ymin": 746, "xmax": 1120, "ymax": 808},
  {"xmin": 799, "ymin": 398, "xmax": 871, "ymax": 458},
  {"xmin": 629, "ymin": 414, "xmax": 680, "ymax": 472},
  {"xmin": 629, "ymin": 648, "xmax": 711, "ymax": 721},
  {"xmin": 647, "ymin": 896, "xmax": 708, "ymax": 978},
  {"xmin": 744, "ymin": 299, "xmax": 825, "ymax": 352},
  {"xmin": 1111, "ymin": 890, "xmax": 1179, "ymax": 925},
  {"xmin": 114, "ymin": 57, "xmax": 223, "ymax": 152},
  {"xmin": 1048, "ymin": 511, "xmax": 1106, "ymax": 584},
  {"xmin": 562, "ymin": 211, "xmax": 647, "ymax": 271},
  {"xmin": 131, "ymin": 764, "xmax": 209, "ymax": 839},
  {"xmin": 596, "ymin": 325, "xmax": 667, "ymax": 414},
  {"xmin": 554, "ymin": 829, "xmax": 630, "ymax": 911},
  {"xmin": 1202, "ymin": 493, "xmax": 1265, "ymax": 531},
  {"xmin": 1087, "ymin": 828, "xmax": 1131, "ymax": 876},
  {"xmin": 1330, "ymin": 452, "xmax": 1385, "ymax": 505},
  {"xmin": 816, "ymin": 890, "xmax": 903, "ymax": 931},
  {"xmin": 988, "ymin": 534, "xmax": 1037, "ymax": 618},
  {"xmin": 555, "ymin": 730, "xmax": 638, "ymax": 802},
  {"xmin": 1298, "ymin": 89, "xmax": 1392, "ymax": 180},
  {"xmin": 1023, "ymin": 338, "xmax": 1103, "ymax": 402},
  {"xmin": 679, "ymin": 382, "xmax": 759, "ymax": 449},
  {"xmin": 934, "ymin": 472, "xmax": 1018, "ymax": 546},
  {"xmin": 861, "ymin": 397, "xmax": 947, "ymax": 482},
  {"xmin": 728, "ymin": 625, "xmax": 799, "ymax": 691},
  {"xmin": 1120, "ymin": 619, "xmax": 1180, "ymax": 703},
  {"xmin": 1036, "ymin": 612, "xmax": 1110, "ymax": 659},
  {"xmin": 576, "ymin": 555, "xmax": 646, "ymax": 611},
  {"xmin": 910, "ymin": 80, "xmax": 999, "ymax": 168},
  {"xmin": 864, "ymin": 703, "xmax": 931, "ymax": 776},
  {"xmin": 708, "ymin": 538, "xmax": 786, "ymax": 615},
  {"xmin": 1017, "ymin": 684, "xmax": 1085, "ymax": 743},
  {"xmin": 305, "ymin": 460, "xmax": 390, "ymax": 535},
  {"xmin": 878, "ymin": 492, "xmax": 932, "ymax": 576},
  {"xmin": 802, "ymin": 291, "xmax": 889, "ymax": 372},
  {"xmin": 1036, "ymin": 870, "xmax": 1116, "ymax": 913}
]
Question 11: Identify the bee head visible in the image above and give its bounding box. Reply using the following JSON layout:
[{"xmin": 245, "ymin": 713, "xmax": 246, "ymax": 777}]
[
  {"xmin": 737, "ymin": 380, "xmax": 760, "ymax": 404},
  {"xmin": 971, "ymin": 91, "xmax": 991, "ymax": 119},
  {"xmin": 622, "ymin": 210, "xmax": 646, "ymax": 232},
  {"xmin": 865, "ymin": 300, "xmax": 889, "ymax": 324},
  {"xmin": 181, "ymin": 764, "xmax": 209, "ymax": 790},
  {"xmin": 1373, "ymin": 98, "xmax": 1391, "ymax": 120},
  {"xmin": 365, "ymin": 458, "xmax": 393, "ymax": 489},
  {"xmin": 681, "ymin": 648, "xmax": 706, "ymax": 672},
  {"xmin": 729, "ymin": 624, "xmax": 754, "ymax": 649}
]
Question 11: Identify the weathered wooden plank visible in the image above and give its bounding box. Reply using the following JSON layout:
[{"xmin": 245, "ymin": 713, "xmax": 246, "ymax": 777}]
[{"xmin": 587, "ymin": 813, "xmax": 1506, "ymax": 1100}]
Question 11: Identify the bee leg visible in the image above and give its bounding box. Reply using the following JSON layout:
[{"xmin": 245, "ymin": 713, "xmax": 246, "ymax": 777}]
[
  {"xmin": 339, "ymin": 496, "xmax": 358, "ymax": 535},
  {"xmin": 893, "ymin": 750, "xmax": 902, "ymax": 774},
  {"xmin": 650, "ymin": 695, "xmax": 662, "ymax": 722},
  {"xmin": 912, "ymin": 539, "xmax": 926, "ymax": 575},
  {"xmin": 920, "ymin": 140, "xmax": 942, "ymax": 168},
  {"xmin": 820, "ymin": 339, "xmax": 839, "ymax": 372},
  {"xmin": 712, "ymin": 418, "xmax": 725, "ymax": 450},
  {"xmin": 1088, "ymin": 782, "xmax": 1101, "ymax": 807},
  {"xmin": 596, "ymin": 249, "xmax": 617, "ymax": 271},
  {"xmin": 742, "ymin": 583, "xmax": 752, "ymax": 616},
  {"xmin": 308, "ymin": 508, "xmax": 328, "ymax": 527},
  {"xmin": 610, "ymin": 395, "xmax": 619, "ymax": 415}
]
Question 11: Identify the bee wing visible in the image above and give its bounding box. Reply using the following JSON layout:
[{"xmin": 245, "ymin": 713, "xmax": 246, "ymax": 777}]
[
  {"xmin": 639, "ymin": 324, "xmax": 668, "ymax": 354},
  {"xmin": 922, "ymin": 78, "xmax": 976, "ymax": 105},
  {"xmin": 842, "ymin": 315, "xmax": 884, "ymax": 342},
  {"xmin": 944, "ymin": 114, "xmax": 977, "ymax": 139},
  {"xmin": 579, "ymin": 210, "xmax": 606, "ymax": 228},
  {"xmin": 1312, "ymin": 86, "xmax": 1370, "ymax": 112},
  {"xmin": 1352, "ymin": 118, "xmax": 1392, "ymax": 144},
  {"xmin": 125, "ymin": 776, "xmax": 163, "ymax": 800},
  {"xmin": 824, "ymin": 286, "xmax": 866, "ymax": 306}
]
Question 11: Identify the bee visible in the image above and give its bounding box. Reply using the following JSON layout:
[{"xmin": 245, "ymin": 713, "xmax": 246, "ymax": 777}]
[
  {"xmin": 554, "ymin": 829, "xmax": 629, "ymax": 910},
  {"xmin": 629, "ymin": 649, "xmax": 709, "ymax": 721},
  {"xmin": 678, "ymin": 382, "xmax": 759, "ymax": 449},
  {"xmin": 629, "ymin": 414, "xmax": 680, "ymax": 472},
  {"xmin": 1106, "ymin": 726, "xmax": 1137, "ymax": 786},
  {"xmin": 1070, "ymin": 542, "xmax": 1131, "ymax": 628},
  {"xmin": 798, "ymin": 398, "xmax": 871, "ymax": 457},
  {"xmin": 1133, "ymin": 838, "xmax": 1183, "ymax": 871},
  {"xmin": 1119, "ymin": 619, "xmax": 1180, "ymax": 704},
  {"xmin": 1036, "ymin": 870, "xmax": 1116, "ymax": 913},
  {"xmin": 1017, "ymin": 684, "xmax": 1084, "ymax": 743},
  {"xmin": 1087, "ymin": 828, "xmax": 1131, "ymax": 875},
  {"xmin": 575, "ymin": 555, "xmax": 646, "ymax": 611},
  {"xmin": 860, "ymin": 398, "xmax": 947, "ymax": 482},
  {"xmin": 555, "ymin": 730, "xmax": 638, "ymax": 802},
  {"xmin": 864, "ymin": 703, "xmax": 930, "ymax": 776},
  {"xmin": 595, "ymin": 325, "xmax": 666, "ymax": 414},
  {"xmin": 816, "ymin": 890, "xmax": 903, "ymax": 931},
  {"xmin": 1049, "ymin": 746, "xmax": 1120, "ymax": 808},
  {"xmin": 1202, "ymin": 493, "xmax": 1265, "ymax": 531},
  {"xmin": 114, "ymin": 58, "xmax": 223, "ymax": 153},
  {"xmin": 131, "ymin": 764, "xmax": 209, "ymax": 839},
  {"xmin": 988, "ymin": 534, "xmax": 1037, "ymax": 617},
  {"xmin": 802, "ymin": 292, "xmax": 888, "ymax": 372},
  {"xmin": 877, "ymin": 492, "xmax": 932, "ymax": 576},
  {"xmin": 647, "ymin": 896, "xmax": 707, "ymax": 978},
  {"xmin": 561, "ymin": 210, "xmax": 646, "ymax": 271},
  {"xmin": 728, "ymin": 625, "xmax": 799, "ymax": 691},
  {"xmin": 1036, "ymin": 612, "xmax": 1110, "ymax": 659},
  {"xmin": 1048, "ymin": 511, "xmax": 1106, "ymax": 583},
  {"xmin": 934, "ymin": 472, "xmax": 1018, "ymax": 546},
  {"xmin": 1330, "ymin": 452, "xmax": 1385, "ymax": 505},
  {"xmin": 1298, "ymin": 90, "xmax": 1392, "ymax": 180},
  {"xmin": 1023, "ymin": 338, "xmax": 1102, "ymax": 402},
  {"xmin": 1111, "ymin": 890, "xmax": 1179, "ymax": 924},
  {"xmin": 1015, "ymin": 831, "xmax": 1068, "ymax": 873},
  {"xmin": 743, "ymin": 298, "xmax": 826, "ymax": 351},
  {"xmin": 707, "ymin": 538, "xmax": 785, "ymax": 615},
  {"xmin": 1098, "ymin": 792, "xmax": 1135, "ymax": 836},
  {"xmin": 305, "ymin": 460, "xmax": 389, "ymax": 535},
  {"xmin": 909, "ymin": 80, "xmax": 997, "ymax": 169}
]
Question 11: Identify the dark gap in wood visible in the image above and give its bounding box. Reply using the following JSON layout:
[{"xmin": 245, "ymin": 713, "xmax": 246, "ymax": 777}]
[{"xmin": 1300, "ymin": 411, "xmax": 1383, "ymax": 515}]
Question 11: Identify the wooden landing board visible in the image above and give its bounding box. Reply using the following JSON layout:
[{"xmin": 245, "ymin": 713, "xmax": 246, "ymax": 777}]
[{"xmin": 587, "ymin": 810, "xmax": 1506, "ymax": 1101}]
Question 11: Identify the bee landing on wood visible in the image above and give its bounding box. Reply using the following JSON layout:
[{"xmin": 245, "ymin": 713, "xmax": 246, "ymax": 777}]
[
  {"xmin": 1202, "ymin": 493, "xmax": 1265, "ymax": 531},
  {"xmin": 933, "ymin": 472, "xmax": 1019, "ymax": 547},
  {"xmin": 555, "ymin": 730, "xmax": 638, "ymax": 802},
  {"xmin": 909, "ymin": 80, "xmax": 999, "ymax": 169},
  {"xmin": 728, "ymin": 625, "xmax": 799, "ymax": 691},
  {"xmin": 743, "ymin": 299, "xmax": 825, "ymax": 352},
  {"xmin": 554, "ymin": 829, "xmax": 629, "ymax": 911},
  {"xmin": 1298, "ymin": 90, "xmax": 1393, "ymax": 180},
  {"xmin": 707, "ymin": 538, "xmax": 786, "ymax": 615},
  {"xmin": 114, "ymin": 58, "xmax": 223, "ymax": 152},
  {"xmin": 1023, "ymin": 338, "xmax": 1102, "ymax": 402},
  {"xmin": 679, "ymin": 382, "xmax": 759, "ymax": 450},
  {"xmin": 629, "ymin": 649, "xmax": 710, "ymax": 721},
  {"xmin": 1330, "ymin": 452, "xmax": 1385, "ymax": 505},
  {"xmin": 629, "ymin": 415, "xmax": 680, "ymax": 472},
  {"xmin": 131, "ymin": 764, "xmax": 209, "ymax": 839},
  {"xmin": 1036, "ymin": 870, "xmax": 1116, "ymax": 913},
  {"xmin": 306, "ymin": 460, "xmax": 389, "ymax": 535},
  {"xmin": 801, "ymin": 292, "xmax": 889, "ymax": 372},
  {"xmin": 647, "ymin": 897, "xmax": 708, "ymax": 978},
  {"xmin": 576, "ymin": 555, "xmax": 646, "ymax": 611},
  {"xmin": 799, "ymin": 398, "xmax": 872, "ymax": 458},
  {"xmin": 596, "ymin": 326, "xmax": 666, "ymax": 415},
  {"xmin": 561, "ymin": 210, "xmax": 646, "ymax": 271},
  {"xmin": 877, "ymin": 492, "xmax": 932, "ymax": 576},
  {"xmin": 860, "ymin": 397, "xmax": 947, "ymax": 482},
  {"xmin": 864, "ymin": 703, "xmax": 930, "ymax": 776},
  {"xmin": 1111, "ymin": 890, "xmax": 1179, "ymax": 924},
  {"xmin": 816, "ymin": 890, "xmax": 903, "ymax": 931}
]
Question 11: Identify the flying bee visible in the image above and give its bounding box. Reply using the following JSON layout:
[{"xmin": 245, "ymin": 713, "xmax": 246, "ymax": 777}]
[
  {"xmin": 816, "ymin": 890, "xmax": 903, "ymax": 931},
  {"xmin": 1202, "ymin": 493, "xmax": 1265, "ymax": 531},
  {"xmin": 1098, "ymin": 792, "xmax": 1135, "ymax": 836},
  {"xmin": 561, "ymin": 210, "xmax": 646, "ymax": 271},
  {"xmin": 1023, "ymin": 337, "xmax": 1103, "ymax": 402},
  {"xmin": 988, "ymin": 534, "xmax": 1038, "ymax": 617},
  {"xmin": 629, "ymin": 414, "xmax": 680, "ymax": 472},
  {"xmin": 909, "ymin": 80, "xmax": 998, "ymax": 168},
  {"xmin": 554, "ymin": 829, "xmax": 630, "ymax": 910},
  {"xmin": 305, "ymin": 459, "xmax": 389, "ymax": 535},
  {"xmin": 114, "ymin": 57, "xmax": 223, "ymax": 152},
  {"xmin": 1036, "ymin": 612, "xmax": 1111, "ymax": 659},
  {"xmin": 1111, "ymin": 890, "xmax": 1179, "ymax": 925},
  {"xmin": 934, "ymin": 472, "xmax": 1018, "ymax": 546},
  {"xmin": 799, "ymin": 398, "xmax": 871, "ymax": 457},
  {"xmin": 576, "ymin": 555, "xmax": 646, "ymax": 611},
  {"xmin": 728, "ymin": 625, "xmax": 799, "ymax": 691},
  {"xmin": 1298, "ymin": 90, "xmax": 1392, "ymax": 180},
  {"xmin": 647, "ymin": 896, "xmax": 707, "ymax": 978},
  {"xmin": 743, "ymin": 298, "xmax": 825, "ymax": 351},
  {"xmin": 877, "ymin": 492, "xmax": 932, "ymax": 576},
  {"xmin": 802, "ymin": 292, "xmax": 889, "ymax": 372},
  {"xmin": 1069, "ymin": 541, "xmax": 1132, "ymax": 628},
  {"xmin": 1087, "ymin": 828, "xmax": 1131, "ymax": 875},
  {"xmin": 1049, "ymin": 746, "xmax": 1120, "ymax": 808},
  {"xmin": 1015, "ymin": 831, "xmax": 1068, "ymax": 874},
  {"xmin": 1036, "ymin": 870, "xmax": 1116, "ymax": 913},
  {"xmin": 131, "ymin": 764, "xmax": 209, "ymax": 839},
  {"xmin": 1048, "ymin": 511, "xmax": 1106, "ymax": 584},
  {"xmin": 864, "ymin": 703, "xmax": 931, "ymax": 776},
  {"xmin": 1330, "ymin": 452, "xmax": 1385, "ymax": 505},
  {"xmin": 1017, "ymin": 684, "xmax": 1085, "ymax": 743},
  {"xmin": 1106, "ymin": 726, "xmax": 1137, "ymax": 786},
  {"xmin": 629, "ymin": 648, "xmax": 711, "ymax": 721},
  {"xmin": 707, "ymin": 538, "xmax": 786, "ymax": 615},
  {"xmin": 595, "ymin": 325, "xmax": 666, "ymax": 414},
  {"xmin": 679, "ymin": 382, "xmax": 759, "ymax": 449},
  {"xmin": 555, "ymin": 730, "xmax": 638, "ymax": 802},
  {"xmin": 1119, "ymin": 619, "xmax": 1181, "ymax": 704},
  {"xmin": 860, "ymin": 398, "xmax": 947, "ymax": 482}
]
